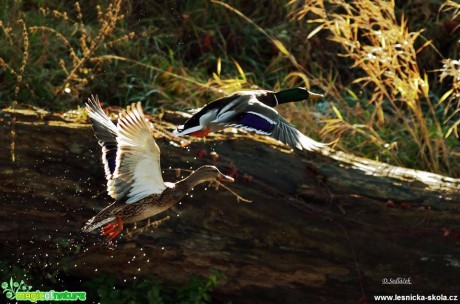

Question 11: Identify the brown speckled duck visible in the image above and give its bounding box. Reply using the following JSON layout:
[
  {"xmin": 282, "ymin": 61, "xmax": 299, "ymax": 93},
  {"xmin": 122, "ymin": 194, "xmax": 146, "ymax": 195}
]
[{"xmin": 82, "ymin": 97, "xmax": 234, "ymax": 240}]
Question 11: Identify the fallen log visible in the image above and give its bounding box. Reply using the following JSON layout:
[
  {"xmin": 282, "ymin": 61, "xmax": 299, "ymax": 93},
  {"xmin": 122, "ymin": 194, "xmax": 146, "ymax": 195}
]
[{"xmin": 0, "ymin": 107, "xmax": 459, "ymax": 303}]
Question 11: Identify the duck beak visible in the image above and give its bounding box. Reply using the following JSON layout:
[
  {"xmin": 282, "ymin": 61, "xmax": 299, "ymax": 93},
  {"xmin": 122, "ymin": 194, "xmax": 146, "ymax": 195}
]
[
  {"xmin": 217, "ymin": 174, "xmax": 234, "ymax": 183},
  {"xmin": 308, "ymin": 92, "xmax": 324, "ymax": 100}
]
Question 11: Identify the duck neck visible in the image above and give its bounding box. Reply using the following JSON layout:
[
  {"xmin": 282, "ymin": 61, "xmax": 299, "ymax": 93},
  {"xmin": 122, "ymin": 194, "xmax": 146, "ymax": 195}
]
[
  {"xmin": 274, "ymin": 88, "xmax": 310, "ymax": 104},
  {"xmin": 175, "ymin": 170, "xmax": 214, "ymax": 193}
]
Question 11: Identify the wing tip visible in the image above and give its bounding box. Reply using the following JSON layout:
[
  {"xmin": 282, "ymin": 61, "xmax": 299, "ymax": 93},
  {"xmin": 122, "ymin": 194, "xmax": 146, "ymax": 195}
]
[
  {"xmin": 119, "ymin": 101, "xmax": 148, "ymax": 126},
  {"xmin": 86, "ymin": 95, "xmax": 101, "ymax": 111},
  {"xmin": 298, "ymin": 133, "xmax": 330, "ymax": 151}
]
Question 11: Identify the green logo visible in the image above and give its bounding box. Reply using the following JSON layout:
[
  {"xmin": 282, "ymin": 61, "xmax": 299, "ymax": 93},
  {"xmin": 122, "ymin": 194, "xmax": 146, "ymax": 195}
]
[
  {"xmin": 2, "ymin": 277, "xmax": 33, "ymax": 300},
  {"xmin": 1, "ymin": 278, "xmax": 86, "ymax": 302}
]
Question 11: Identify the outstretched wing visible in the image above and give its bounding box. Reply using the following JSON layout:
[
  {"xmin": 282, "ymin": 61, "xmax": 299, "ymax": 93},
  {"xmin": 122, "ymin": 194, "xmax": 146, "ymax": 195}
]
[
  {"xmin": 270, "ymin": 115, "xmax": 325, "ymax": 151},
  {"xmin": 86, "ymin": 96, "xmax": 118, "ymax": 180},
  {"xmin": 212, "ymin": 95, "xmax": 325, "ymax": 151},
  {"xmin": 109, "ymin": 102, "xmax": 166, "ymax": 204}
]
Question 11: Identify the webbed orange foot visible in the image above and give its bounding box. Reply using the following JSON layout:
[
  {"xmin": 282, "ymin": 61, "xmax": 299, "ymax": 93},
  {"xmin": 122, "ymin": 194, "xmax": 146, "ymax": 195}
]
[{"xmin": 101, "ymin": 217, "xmax": 124, "ymax": 241}]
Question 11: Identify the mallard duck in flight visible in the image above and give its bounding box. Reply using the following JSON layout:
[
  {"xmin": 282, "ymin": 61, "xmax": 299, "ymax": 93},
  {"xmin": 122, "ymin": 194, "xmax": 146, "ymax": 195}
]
[
  {"xmin": 83, "ymin": 97, "xmax": 234, "ymax": 241},
  {"xmin": 173, "ymin": 87, "xmax": 326, "ymax": 151}
]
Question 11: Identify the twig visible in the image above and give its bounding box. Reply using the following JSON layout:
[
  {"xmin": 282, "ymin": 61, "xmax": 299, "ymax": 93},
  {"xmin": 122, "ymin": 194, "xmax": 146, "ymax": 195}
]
[
  {"xmin": 210, "ymin": 181, "xmax": 252, "ymax": 203},
  {"xmin": 125, "ymin": 216, "xmax": 171, "ymax": 238},
  {"xmin": 164, "ymin": 168, "xmax": 252, "ymax": 203}
]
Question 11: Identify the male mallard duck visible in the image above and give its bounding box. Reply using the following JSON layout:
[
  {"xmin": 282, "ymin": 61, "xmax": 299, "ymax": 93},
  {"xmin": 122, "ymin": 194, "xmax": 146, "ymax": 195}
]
[
  {"xmin": 173, "ymin": 87, "xmax": 325, "ymax": 151},
  {"xmin": 82, "ymin": 97, "xmax": 234, "ymax": 240}
]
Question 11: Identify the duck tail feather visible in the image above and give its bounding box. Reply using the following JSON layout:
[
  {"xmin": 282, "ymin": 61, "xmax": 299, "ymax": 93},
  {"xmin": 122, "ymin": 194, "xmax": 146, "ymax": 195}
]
[{"xmin": 82, "ymin": 216, "xmax": 116, "ymax": 233}]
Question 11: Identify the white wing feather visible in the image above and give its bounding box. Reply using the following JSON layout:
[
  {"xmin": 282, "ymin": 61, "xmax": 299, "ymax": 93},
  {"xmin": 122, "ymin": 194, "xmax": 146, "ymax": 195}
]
[
  {"xmin": 108, "ymin": 102, "xmax": 166, "ymax": 204},
  {"xmin": 85, "ymin": 96, "xmax": 118, "ymax": 180}
]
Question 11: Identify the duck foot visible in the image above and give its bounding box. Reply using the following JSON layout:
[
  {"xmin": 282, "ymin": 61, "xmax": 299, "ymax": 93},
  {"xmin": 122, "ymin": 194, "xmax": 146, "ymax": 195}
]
[{"xmin": 101, "ymin": 217, "xmax": 124, "ymax": 241}]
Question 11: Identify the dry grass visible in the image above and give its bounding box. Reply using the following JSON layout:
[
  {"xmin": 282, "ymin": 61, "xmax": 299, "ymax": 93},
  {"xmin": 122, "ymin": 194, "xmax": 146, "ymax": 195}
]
[
  {"xmin": 32, "ymin": 0, "xmax": 134, "ymax": 101},
  {"xmin": 287, "ymin": 0, "xmax": 458, "ymax": 174},
  {"xmin": 438, "ymin": 1, "xmax": 460, "ymax": 139},
  {"xmin": 439, "ymin": 59, "xmax": 460, "ymax": 138},
  {"xmin": 0, "ymin": 0, "xmax": 134, "ymax": 107}
]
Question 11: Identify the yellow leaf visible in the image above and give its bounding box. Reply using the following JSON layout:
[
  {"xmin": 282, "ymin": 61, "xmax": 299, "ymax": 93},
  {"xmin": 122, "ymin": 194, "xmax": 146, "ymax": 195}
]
[
  {"xmin": 445, "ymin": 121, "xmax": 459, "ymax": 138},
  {"xmin": 284, "ymin": 72, "xmax": 310, "ymax": 88},
  {"xmin": 331, "ymin": 104, "xmax": 343, "ymax": 120},
  {"xmin": 272, "ymin": 39, "xmax": 290, "ymax": 56},
  {"xmin": 438, "ymin": 89, "xmax": 453, "ymax": 104},
  {"xmin": 232, "ymin": 59, "xmax": 246, "ymax": 82},
  {"xmin": 377, "ymin": 106, "xmax": 384, "ymax": 124},
  {"xmin": 416, "ymin": 40, "xmax": 432, "ymax": 54},
  {"xmin": 352, "ymin": 77, "xmax": 371, "ymax": 83},
  {"xmin": 421, "ymin": 73, "xmax": 429, "ymax": 98},
  {"xmin": 217, "ymin": 57, "xmax": 221, "ymax": 77},
  {"xmin": 344, "ymin": 87, "xmax": 358, "ymax": 100},
  {"xmin": 307, "ymin": 24, "xmax": 324, "ymax": 40},
  {"xmin": 212, "ymin": 73, "xmax": 220, "ymax": 82}
]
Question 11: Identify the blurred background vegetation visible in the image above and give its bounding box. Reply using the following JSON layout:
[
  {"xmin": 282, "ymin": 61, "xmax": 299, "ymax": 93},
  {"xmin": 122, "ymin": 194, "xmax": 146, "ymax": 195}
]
[
  {"xmin": 0, "ymin": 0, "xmax": 459, "ymax": 177},
  {"xmin": 1, "ymin": 259, "xmax": 224, "ymax": 303}
]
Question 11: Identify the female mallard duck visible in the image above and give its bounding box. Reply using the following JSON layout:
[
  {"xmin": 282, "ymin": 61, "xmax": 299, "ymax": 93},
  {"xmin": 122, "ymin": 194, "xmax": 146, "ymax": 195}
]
[
  {"xmin": 173, "ymin": 87, "xmax": 325, "ymax": 151},
  {"xmin": 82, "ymin": 97, "xmax": 234, "ymax": 240}
]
